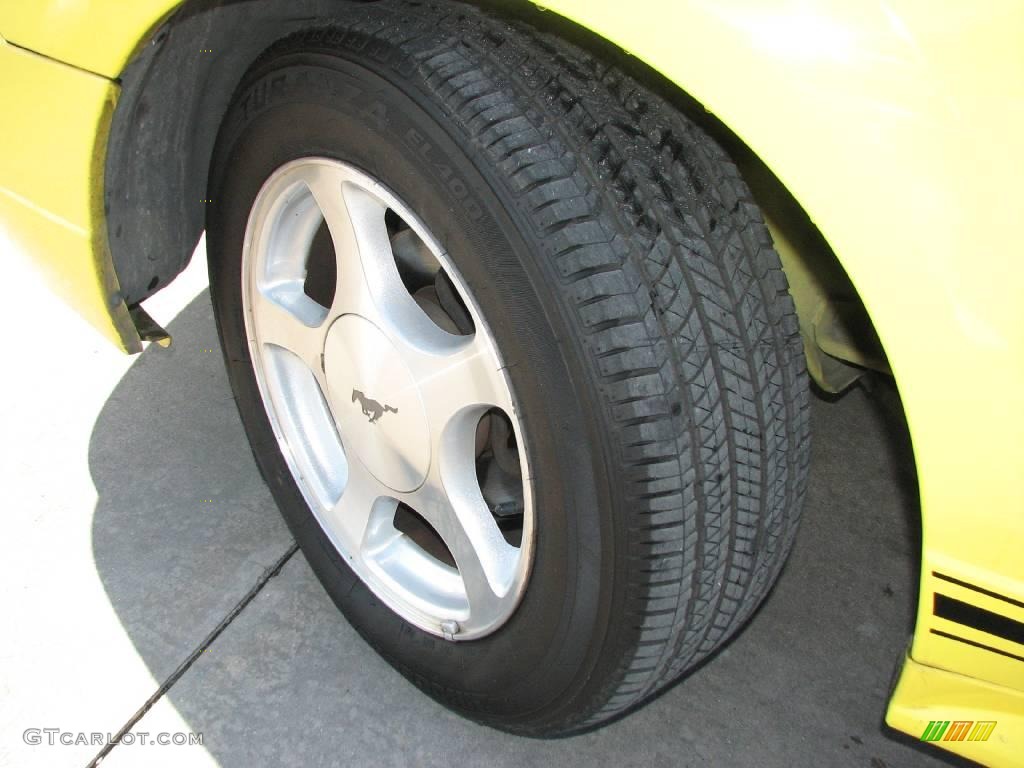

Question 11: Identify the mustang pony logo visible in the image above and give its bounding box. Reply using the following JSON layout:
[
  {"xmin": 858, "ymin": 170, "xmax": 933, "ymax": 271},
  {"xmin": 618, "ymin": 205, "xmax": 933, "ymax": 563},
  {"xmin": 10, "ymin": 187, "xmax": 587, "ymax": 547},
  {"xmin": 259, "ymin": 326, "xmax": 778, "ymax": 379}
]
[{"xmin": 352, "ymin": 389, "xmax": 398, "ymax": 424}]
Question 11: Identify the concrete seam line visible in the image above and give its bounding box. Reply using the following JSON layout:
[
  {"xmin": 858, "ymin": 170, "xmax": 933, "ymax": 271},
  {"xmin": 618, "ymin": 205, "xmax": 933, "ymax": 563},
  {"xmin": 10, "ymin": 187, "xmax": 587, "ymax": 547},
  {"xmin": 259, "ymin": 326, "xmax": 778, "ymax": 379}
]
[{"xmin": 85, "ymin": 541, "xmax": 300, "ymax": 768}]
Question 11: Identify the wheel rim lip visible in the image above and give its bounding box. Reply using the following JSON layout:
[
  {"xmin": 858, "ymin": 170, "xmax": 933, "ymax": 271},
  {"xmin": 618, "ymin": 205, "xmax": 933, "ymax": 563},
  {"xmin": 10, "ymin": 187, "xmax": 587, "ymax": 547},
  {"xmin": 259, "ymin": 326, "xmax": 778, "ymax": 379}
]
[{"xmin": 240, "ymin": 157, "xmax": 535, "ymax": 640}]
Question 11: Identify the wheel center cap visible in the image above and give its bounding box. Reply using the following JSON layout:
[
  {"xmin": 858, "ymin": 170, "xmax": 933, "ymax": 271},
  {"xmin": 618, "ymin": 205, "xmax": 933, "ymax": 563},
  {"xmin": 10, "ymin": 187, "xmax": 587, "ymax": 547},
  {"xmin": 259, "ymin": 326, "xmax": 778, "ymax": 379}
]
[{"xmin": 322, "ymin": 314, "xmax": 430, "ymax": 493}]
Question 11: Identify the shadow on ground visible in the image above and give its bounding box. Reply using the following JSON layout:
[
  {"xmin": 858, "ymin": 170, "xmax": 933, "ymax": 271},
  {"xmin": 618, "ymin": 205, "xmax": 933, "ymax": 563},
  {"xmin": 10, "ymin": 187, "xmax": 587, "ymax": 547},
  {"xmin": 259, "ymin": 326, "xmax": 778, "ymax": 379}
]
[{"xmin": 89, "ymin": 291, "xmax": 964, "ymax": 767}]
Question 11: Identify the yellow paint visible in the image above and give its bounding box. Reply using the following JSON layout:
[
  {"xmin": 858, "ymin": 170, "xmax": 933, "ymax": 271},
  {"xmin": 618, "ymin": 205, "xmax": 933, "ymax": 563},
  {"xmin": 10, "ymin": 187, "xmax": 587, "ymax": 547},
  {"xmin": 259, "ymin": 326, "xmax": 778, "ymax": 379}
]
[
  {"xmin": 1, "ymin": 1, "xmax": 1022, "ymax": 759},
  {"xmin": 926, "ymin": 575, "xmax": 1024, "ymax": 693},
  {"xmin": 888, "ymin": 655, "xmax": 1024, "ymax": 766},
  {"xmin": 0, "ymin": 2, "xmax": 175, "ymax": 78},
  {"xmin": 0, "ymin": 37, "xmax": 139, "ymax": 351}
]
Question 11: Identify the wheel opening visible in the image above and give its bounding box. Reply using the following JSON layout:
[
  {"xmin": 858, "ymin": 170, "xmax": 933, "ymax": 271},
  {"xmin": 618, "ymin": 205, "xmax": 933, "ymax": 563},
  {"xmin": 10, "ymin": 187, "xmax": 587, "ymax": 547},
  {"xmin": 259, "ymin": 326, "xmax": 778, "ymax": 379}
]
[
  {"xmin": 393, "ymin": 502, "xmax": 457, "ymax": 570},
  {"xmin": 386, "ymin": 208, "xmax": 475, "ymax": 337},
  {"xmin": 302, "ymin": 218, "xmax": 337, "ymax": 309},
  {"xmin": 475, "ymin": 408, "xmax": 524, "ymax": 548}
]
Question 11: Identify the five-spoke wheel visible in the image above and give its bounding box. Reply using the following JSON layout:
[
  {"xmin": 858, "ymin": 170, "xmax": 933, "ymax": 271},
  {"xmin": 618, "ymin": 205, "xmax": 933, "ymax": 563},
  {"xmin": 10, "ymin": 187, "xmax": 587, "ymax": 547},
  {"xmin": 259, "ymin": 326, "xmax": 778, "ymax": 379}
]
[{"xmin": 243, "ymin": 159, "xmax": 533, "ymax": 639}]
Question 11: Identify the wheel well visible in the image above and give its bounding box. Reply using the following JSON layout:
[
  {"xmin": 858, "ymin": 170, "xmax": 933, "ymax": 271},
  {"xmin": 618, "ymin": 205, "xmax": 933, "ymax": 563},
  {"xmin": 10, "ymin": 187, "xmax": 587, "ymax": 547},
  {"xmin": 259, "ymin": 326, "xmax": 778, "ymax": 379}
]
[
  {"xmin": 511, "ymin": 5, "xmax": 888, "ymax": 393},
  {"xmin": 105, "ymin": 0, "xmax": 365, "ymax": 305},
  {"xmin": 108, "ymin": 0, "xmax": 886, "ymax": 394}
]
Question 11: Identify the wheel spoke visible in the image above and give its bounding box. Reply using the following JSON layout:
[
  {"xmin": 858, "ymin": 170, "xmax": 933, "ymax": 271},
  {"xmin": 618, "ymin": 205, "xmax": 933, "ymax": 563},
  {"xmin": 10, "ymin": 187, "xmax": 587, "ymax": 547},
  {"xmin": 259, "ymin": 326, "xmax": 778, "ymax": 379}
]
[
  {"xmin": 412, "ymin": 473, "xmax": 519, "ymax": 616},
  {"xmin": 299, "ymin": 164, "xmax": 414, "ymax": 326},
  {"xmin": 250, "ymin": 287, "xmax": 326, "ymax": 375},
  {"xmin": 323, "ymin": 458, "xmax": 385, "ymax": 556},
  {"xmin": 304, "ymin": 169, "xmax": 373, "ymax": 317},
  {"xmin": 409, "ymin": 333, "xmax": 512, "ymax": 438}
]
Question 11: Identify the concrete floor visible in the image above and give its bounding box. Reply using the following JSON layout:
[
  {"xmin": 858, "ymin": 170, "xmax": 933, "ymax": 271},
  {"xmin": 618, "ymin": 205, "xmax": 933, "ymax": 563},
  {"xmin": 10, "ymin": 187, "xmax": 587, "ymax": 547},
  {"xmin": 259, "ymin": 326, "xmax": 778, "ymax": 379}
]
[{"xmin": 0, "ymin": 242, "xmax": 965, "ymax": 767}]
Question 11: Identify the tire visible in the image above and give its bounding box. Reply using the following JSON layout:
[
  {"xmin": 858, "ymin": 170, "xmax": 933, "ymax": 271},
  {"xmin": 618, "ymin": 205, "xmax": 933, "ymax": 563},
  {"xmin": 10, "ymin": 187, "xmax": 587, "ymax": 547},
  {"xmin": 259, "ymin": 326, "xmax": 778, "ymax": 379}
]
[{"xmin": 206, "ymin": 0, "xmax": 810, "ymax": 736}]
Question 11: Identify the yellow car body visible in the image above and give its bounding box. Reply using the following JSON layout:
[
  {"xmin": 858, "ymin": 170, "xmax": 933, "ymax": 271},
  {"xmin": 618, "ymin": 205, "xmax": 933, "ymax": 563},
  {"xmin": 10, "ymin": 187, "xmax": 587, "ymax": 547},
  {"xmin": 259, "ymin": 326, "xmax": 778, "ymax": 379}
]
[{"xmin": 2, "ymin": 1, "xmax": 1021, "ymax": 762}]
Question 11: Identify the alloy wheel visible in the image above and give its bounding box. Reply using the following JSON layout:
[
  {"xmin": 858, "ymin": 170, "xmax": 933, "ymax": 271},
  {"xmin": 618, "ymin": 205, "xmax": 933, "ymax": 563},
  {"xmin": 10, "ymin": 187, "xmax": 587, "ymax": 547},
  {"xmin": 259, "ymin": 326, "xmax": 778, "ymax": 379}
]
[{"xmin": 241, "ymin": 158, "xmax": 534, "ymax": 640}]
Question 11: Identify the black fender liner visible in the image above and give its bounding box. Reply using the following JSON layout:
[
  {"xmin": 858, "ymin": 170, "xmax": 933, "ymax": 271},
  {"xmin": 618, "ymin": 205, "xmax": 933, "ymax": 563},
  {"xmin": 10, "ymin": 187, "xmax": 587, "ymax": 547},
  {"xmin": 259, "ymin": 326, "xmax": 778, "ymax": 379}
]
[{"xmin": 105, "ymin": 0, "xmax": 366, "ymax": 305}]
